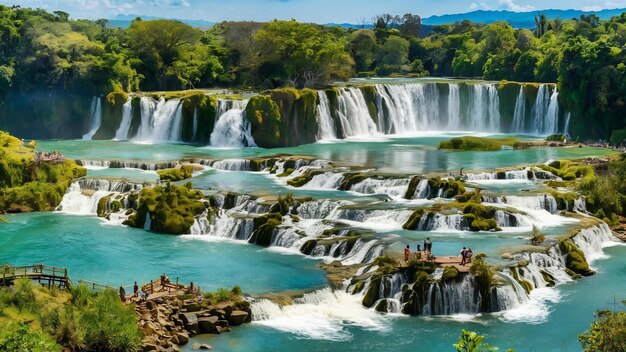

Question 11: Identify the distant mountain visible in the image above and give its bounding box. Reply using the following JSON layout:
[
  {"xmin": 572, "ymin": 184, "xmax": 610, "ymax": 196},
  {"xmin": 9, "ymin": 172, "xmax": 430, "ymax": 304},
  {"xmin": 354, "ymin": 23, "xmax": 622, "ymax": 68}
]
[
  {"xmin": 107, "ymin": 14, "xmax": 214, "ymax": 29},
  {"xmin": 422, "ymin": 8, "xmax": 626, "ymax": 28}
]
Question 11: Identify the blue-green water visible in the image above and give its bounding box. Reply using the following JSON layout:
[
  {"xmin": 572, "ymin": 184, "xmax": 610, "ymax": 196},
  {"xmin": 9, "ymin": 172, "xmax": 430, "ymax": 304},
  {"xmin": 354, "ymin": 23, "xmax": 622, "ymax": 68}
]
[
  {"xmin": 0, "ymin": 213, "xmax": 326, "ymax": 294},
  {"xmin": 38, "ymin": 134, "xmax": 616, "ymax": 174},
  {"xmin": 185, "ymin": 245, "xmax": 626, "ymax": 352},
  {"xmin": 3, "ymin": 136, "xmax": 623, "ymax": 352}
]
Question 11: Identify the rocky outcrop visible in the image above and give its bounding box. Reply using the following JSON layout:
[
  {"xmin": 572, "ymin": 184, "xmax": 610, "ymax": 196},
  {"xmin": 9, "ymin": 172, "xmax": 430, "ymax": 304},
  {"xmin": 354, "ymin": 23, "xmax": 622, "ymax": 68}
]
[{"xmin": 136, "ymin": 295, "xmax": 251, "ymax": 352}]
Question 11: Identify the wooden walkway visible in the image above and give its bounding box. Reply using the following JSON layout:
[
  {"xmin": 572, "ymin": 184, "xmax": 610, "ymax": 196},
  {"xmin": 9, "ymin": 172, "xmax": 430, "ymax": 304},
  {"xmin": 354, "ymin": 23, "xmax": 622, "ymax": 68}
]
[
  {"xmin": 1, "ymin": 264, "xmax": 73, "ymax": 289},
  {"xmin": 400, "ymin": 252, "xmax": 472, "ymax": 273},
  {"xmin": 0, "ymin": 264, "xmax": 197, "ymax": 302}
]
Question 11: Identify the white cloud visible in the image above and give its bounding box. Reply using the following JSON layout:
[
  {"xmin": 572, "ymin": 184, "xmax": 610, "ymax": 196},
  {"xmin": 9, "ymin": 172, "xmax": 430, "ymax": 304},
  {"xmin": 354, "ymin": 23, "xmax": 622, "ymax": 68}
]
[
  {"xmin": 498, "ymin": 0, "xmax": 535, "ymax": 12},
  {"xmin": 469, "ymin": 2, "xmax": 491, "ymax": 10}
]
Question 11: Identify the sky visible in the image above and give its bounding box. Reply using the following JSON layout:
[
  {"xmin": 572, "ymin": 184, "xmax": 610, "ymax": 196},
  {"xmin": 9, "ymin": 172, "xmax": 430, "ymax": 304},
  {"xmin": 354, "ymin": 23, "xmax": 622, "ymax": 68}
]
[{"xmin": 1, "ymin": 0, "xmax": 625, "ymax": 22}]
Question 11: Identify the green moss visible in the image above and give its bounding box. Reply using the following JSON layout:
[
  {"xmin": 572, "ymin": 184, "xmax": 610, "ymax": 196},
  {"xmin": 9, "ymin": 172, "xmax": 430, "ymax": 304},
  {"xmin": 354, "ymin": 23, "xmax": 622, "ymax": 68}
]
[
  {"xmin": 403, "ymin": 209, "xmax": 424, "ymax": 230},
  {"xmin": 249, "ymin": 212, "xmax": 283, "ymax": 246},
  {"xmin": 352, "ymin": 281, "xmax": 365, "ymax": 294},
  {"xmin": 439, "ymin": 136, "xmax": 523, "ymax": 151},
  {"xmin": 124, "ymin": 183, "xmax": 205, "ymax": 234},
  {"xmin": 97, "ymin": 196, "xmax": 111, "ymax": 218},
  {"xmin": 559, "ymin": 240, "xmax": 594, "ymax": 276},
  {"xmin": 519, "ymin": 279, "xmax": 533, "ymax": 294},
  {"xmin": 245, "ymin": 95, "xmax": 283, "ymax": 148},
  {"xmin": 455, "ymin": 190, "xmax": 483, "ymax": 203},
  {"xmin": 546, "ymin": 134, "xmax": 566, "ymax": 142},
  {"xmin": 427, "ymin": 177, "xmax": 465, "ymax": 198},
  {"xmin": 338, "ymin": 173, "xmax": 371, "ymax": 191},
  {"xmin": 404, "ymin": 176, "xmax": 422, "ymax": 199},
  {"xmin": 541, "ymin": 270, "xmax": 556, "ymax": 287},
  {"xmin": 362, "ymin": 275, "xmax": 381, "ymax": 308},
  {"xmin": 374, "ymin": 299, "xmax": 389, "ymax": 313},
  {"xmin": 441, "ymin": 266, "xmax": 460, "ymax": 282},
  {"xmin": 286, "ymin": 169, "xmax": 325, "ymax": 187},
  {"xmin": 157, "ymin": 165, "xmax": 194, "ymax": 182}
]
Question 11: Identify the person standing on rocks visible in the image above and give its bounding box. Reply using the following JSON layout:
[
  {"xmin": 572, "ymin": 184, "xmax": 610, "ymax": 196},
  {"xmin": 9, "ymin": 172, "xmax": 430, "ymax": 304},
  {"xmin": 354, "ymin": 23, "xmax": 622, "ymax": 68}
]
[
  {"xmin": 460, "ymin": 247, "xmax": 467, "ymax": 265},
  {"xmin": 119, "ymin": 285, "xmax": 126, "ymax": 302},
  {"xmin": 133, "ymin": 281, "xmax": 139, "ymax": 297},
  {"xmin": 404, "ymin": 245, "xmax": 411, "ymax": 263},
  {"xmin": 426, "ymin": 238, "xmax": 432, "ymax": 254}
]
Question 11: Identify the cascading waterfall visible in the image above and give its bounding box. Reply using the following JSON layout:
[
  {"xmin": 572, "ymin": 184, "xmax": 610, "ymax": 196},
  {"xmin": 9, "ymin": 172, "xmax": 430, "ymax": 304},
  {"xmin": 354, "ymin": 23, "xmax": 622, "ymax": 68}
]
[
  {"xmin": 563, "ymin": 112, "xmax": 571, "ymax": 136},
  {"xmin": 209, "ymin": 99, "xmax": 256, "ymax": 148},
  {"xmin": 82, "ymin": 97, "xmax": 102, "ymax": 140},
  {"xmin": 316, "ymin": 91, "xmax": 337, "ymax": 140},
  {"xmin": 467, "ymin": 84, "xmax": 501, "ymax": 132},
  {"xmin": 446, "ymin": 83, "xmax": 461, "ymax": 129},
  {"xmin": 511, "ymin": 86, "xmax": 526, "ymax": 132},
  {"xmin": 336, "ymin": 87, "xmax": 378, "ymax": 137},
  {"xmin": 375, "ymin": 84, "xmax": 439, "ymax": 133},
  {"xmin": 113, "ymin": 97, "xmax": 133, "ymax": 140},
  {"xmin": 133, "ymin": 97, "xmax": 183, "ymax": 142},
  {"xmin": 530, "ymin": 84, "xmax": 561, "ymax": 135},
  {"xmin": 544, "ymin": 87, "xmax": 560, "ymax": 135}
]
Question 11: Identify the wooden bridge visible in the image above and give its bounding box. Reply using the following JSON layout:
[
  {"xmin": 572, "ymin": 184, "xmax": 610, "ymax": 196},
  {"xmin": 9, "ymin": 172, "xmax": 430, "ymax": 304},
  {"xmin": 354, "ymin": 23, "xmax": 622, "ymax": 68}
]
[{"xmin": 1, "ymin": 264, "xmax": 73, "ymax": 289}]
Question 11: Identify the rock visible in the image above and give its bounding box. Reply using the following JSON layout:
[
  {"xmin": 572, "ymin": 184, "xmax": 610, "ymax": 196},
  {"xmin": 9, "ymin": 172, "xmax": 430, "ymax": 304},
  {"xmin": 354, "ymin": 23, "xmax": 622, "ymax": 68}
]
[
  {"xmin": 217, "ymin": 320, "xmax": 229, "ymax": 328},
  {"xmin": 142, "ymin": 344, "xmax": 158, "ymax": 352},
  {"xmin": 228, "ymin": 310, "xmax": 249, "ymax": 326},
  {"xmin": 176, "ymin": 332, "xmax": 189, "ymax": 345},
  {"xmin": 184, "ymin": 302, "xmax": 202, "ymax": 312},
  {"xmin": 216, "ymin": 303, "xmax": 233, "ymax": 317},
  {"xmin": 191, "ymin": 343, "xmax": 212, "ymax": 350},
  {"xmin": 146, "ymin": 301, "xmax": 156, "ymax": 310},
  {"xmin": 209, "ymin": 309, "xmax": 226, "ymax": 319},
  {"xmin": 185, "ymin": 322, "xmax": 199, "ymax": 335},
  {"xmin": 197, "ymin": 316, "xmax": 219, "ymax": 333},
  {"xmin": 179, "ymin": 313, "xmax": 198, "ymax": 325}
]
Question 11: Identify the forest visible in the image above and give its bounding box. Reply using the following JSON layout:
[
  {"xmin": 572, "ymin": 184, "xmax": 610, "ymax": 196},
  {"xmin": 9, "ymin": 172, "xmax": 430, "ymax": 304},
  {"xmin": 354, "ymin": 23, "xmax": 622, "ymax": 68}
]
[{"xmin": 1, "ymin": 5, "xmax": 626, "ymax": 140}]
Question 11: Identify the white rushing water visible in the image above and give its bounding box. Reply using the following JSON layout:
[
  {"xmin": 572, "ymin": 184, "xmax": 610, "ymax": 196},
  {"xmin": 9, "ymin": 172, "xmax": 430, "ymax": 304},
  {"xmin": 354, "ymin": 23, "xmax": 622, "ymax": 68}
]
[
  {"xmin": 210, "ymin": 99, "xmax": 256, "ymax": 148},
  {"xmin": 446, "ymin": 83, "xmax": 461, "ymax": 129},
  {"xmin": 336, "ymin": 87, "xmax": 378, "ymax": 137},
  {"xmin": 113, "ymin": 97, "xmax": 133, "ymax": 140},
  {"xmin": 133, "ymin": 97, "xmax": 183, "ymax": 142},
  {"xmin": 82, "ymin": 97, "xmax": 103, "ymax": 140},
  {"xmin": 316, "ymin": 91, "xmax": 337, "ymax": 140},
  {"xmin": 511, "ymin": 85, "xmax": 526, "ymax": 132},
  {"xmin": 252, "ymin": 288, "xmax": 389, "ymax": 341}
]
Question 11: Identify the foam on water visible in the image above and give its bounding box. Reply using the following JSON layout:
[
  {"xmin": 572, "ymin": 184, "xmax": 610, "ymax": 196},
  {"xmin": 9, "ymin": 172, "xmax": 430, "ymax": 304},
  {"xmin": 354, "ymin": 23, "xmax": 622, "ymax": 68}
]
[{"xmin": 252, "ymin": 288, "xmax": 389, "ymax": 341}]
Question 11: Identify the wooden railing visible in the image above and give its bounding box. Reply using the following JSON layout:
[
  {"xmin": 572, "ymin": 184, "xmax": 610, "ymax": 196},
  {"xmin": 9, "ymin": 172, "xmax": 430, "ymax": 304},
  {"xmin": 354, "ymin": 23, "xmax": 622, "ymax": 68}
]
[{"xmin": 1, "ymin": 264, "xmax": 72, "ymax": 289}]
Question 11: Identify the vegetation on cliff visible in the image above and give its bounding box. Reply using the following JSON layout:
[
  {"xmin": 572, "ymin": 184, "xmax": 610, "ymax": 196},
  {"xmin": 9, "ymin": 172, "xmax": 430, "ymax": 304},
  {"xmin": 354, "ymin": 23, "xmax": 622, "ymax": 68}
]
[
  {"xmin": 157, "ymin": 165, "xmax": 194, "ymax": 182},
  {"xmin": 125, "ymin": 182, "xmax": 206, "ymax": 234},
  {"xmin": 0, "ymin": 131, "xmax": 86, "ymax": 213}
]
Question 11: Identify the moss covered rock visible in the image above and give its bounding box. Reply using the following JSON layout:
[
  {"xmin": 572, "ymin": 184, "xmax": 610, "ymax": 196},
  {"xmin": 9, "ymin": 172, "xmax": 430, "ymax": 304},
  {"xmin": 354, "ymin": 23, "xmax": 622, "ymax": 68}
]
[{"xmin": 559, "ymin": 239, "xmax": 594, "ymax": 276}]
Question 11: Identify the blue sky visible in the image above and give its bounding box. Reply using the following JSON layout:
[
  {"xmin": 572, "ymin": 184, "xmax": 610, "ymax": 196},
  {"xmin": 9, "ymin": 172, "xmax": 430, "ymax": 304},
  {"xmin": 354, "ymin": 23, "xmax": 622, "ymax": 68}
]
[{"xmin": 1, "ymin": 0, "xmax": 625, "ymax": 22}]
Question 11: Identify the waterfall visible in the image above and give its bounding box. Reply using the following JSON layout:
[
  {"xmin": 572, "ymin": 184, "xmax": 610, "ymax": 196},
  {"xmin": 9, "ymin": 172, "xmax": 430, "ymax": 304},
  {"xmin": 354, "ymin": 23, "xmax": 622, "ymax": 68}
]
[
  {"xmin": 192, "ymin": 107, "xmax": 198, "ymax": 141},
  {"xmin": 531, "ymin": 85, "xmax": 550, "ymax": 135},
  {"xmin": 316, "ymin": 91, "xmax": 337, "ymax": 140},
  {"xmin": 209, "ymin": 99, "xmax": 256, "ymax": 148},
  {"xmin": 563, "ymin": 112, "xmax": 571, "ymax": 136},
  {"xmin": 133, "ymin": 97, "xmax": 183, "ymax": 142},
  {"xmin": 511, "ymin": 86, "xmax": 526, "ymax": 132},
  {"xmin": 485, "ymin": 195, "xmax": 559, "ymax": 213},
  {"xmin": 349, "ymin": 178, "xmax": 410, "ymax": 199},
  {"xmin": 251, "ymin": 288, "xmax": 388, "ymax": 341},
  {"xmin": 82, "ymin": 97, "xmax": 102, "ymax": 140},
  {"xmin": 544, "ymin": 87, "xmax": 559, "ymax": 135},
  {"xmin": 113, "ymin": 97, "xmax": 133, "ymax": 140},
  {"xmin": 446, "ymin": 83, "xmax": 461, "ymax": 130},
  {"xmin": 336, "ymin": 87, "xmax": 378, "ymax": 137},
  {"xmin": 466, "ymin": 84, "xmax": 500, "ymax": 132},
  {"xmin": 375, "ymin": 84, "xmax": 439, "ymax": 133}
]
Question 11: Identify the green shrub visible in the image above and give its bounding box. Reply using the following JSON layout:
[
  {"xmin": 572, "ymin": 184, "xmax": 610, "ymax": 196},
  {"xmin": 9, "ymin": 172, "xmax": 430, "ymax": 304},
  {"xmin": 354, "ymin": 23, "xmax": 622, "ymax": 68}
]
[{"xmin": 0, "ymin": 324, "xmax": 62, "ymax": 352}]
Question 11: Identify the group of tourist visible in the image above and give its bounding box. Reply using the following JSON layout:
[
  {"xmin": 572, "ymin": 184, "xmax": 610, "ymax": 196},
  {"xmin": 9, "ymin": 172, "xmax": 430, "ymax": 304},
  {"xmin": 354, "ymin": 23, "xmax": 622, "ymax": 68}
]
[
  {"xmin": 459, "ymin": 247, "xmax": 474, "ymax": 266},
  {"xmin": 403, "ymin": 237, "xmax": 433, "ymax": 262},
  {"xmin": 33, "ymin": 150, "xmax": 64, "ymax": 163}
]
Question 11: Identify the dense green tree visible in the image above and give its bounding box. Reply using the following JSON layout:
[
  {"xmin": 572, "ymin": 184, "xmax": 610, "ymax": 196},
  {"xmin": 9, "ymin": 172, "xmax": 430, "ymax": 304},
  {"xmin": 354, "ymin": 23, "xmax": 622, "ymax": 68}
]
[
  {"xmin": 255, "ymin": 20, "xmax": 354, "ymax": 87},
  {"xmin": 578, "ymin": 302, "xmax": 626, "ymax": 352},
  {"xmin": 349, "ymin": 29, "xmax": 377, "ymax": 72}
]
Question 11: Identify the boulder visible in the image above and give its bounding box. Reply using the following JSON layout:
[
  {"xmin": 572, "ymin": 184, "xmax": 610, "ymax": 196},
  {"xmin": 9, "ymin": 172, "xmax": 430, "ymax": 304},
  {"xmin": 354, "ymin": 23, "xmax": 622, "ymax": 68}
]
[
  {"xmin": 142, "ymin": 344, "xmax": 158, "ymax": 352},
  {"xmin": 175, "ymin": 332, "xmax": 189, "ymax": 345},
  {"xmin": 209, "ymin": 309, "xmax": 226, "ymax": 319},
  {"xmin": 197, "ymin": 316, "xmax": 219, "ymax": 334},
  {"xmin": 215, "ymin": 303, "xmax": 233, "ymax": 317},
  {"xmin": 228, "ymin": 310, "xmax": 249, "ymax": 326},
  {"xmin": 179, "ymin": 313, "xmax": 198, "ymax": 325},
  {"xmin": 191, "ymin": 343, "xmax": 213, "ymax": 350},
  {"xmin": 217, "ymin": 320, "xmax": 229, "ymax": 328}
]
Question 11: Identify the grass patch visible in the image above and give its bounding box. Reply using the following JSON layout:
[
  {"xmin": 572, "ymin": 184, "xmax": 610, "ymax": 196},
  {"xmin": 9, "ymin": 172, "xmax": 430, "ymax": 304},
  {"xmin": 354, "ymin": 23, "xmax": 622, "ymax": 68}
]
[{"xmin": 439, "ymin": 136, "xmax": 527, "ymax": 151}]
